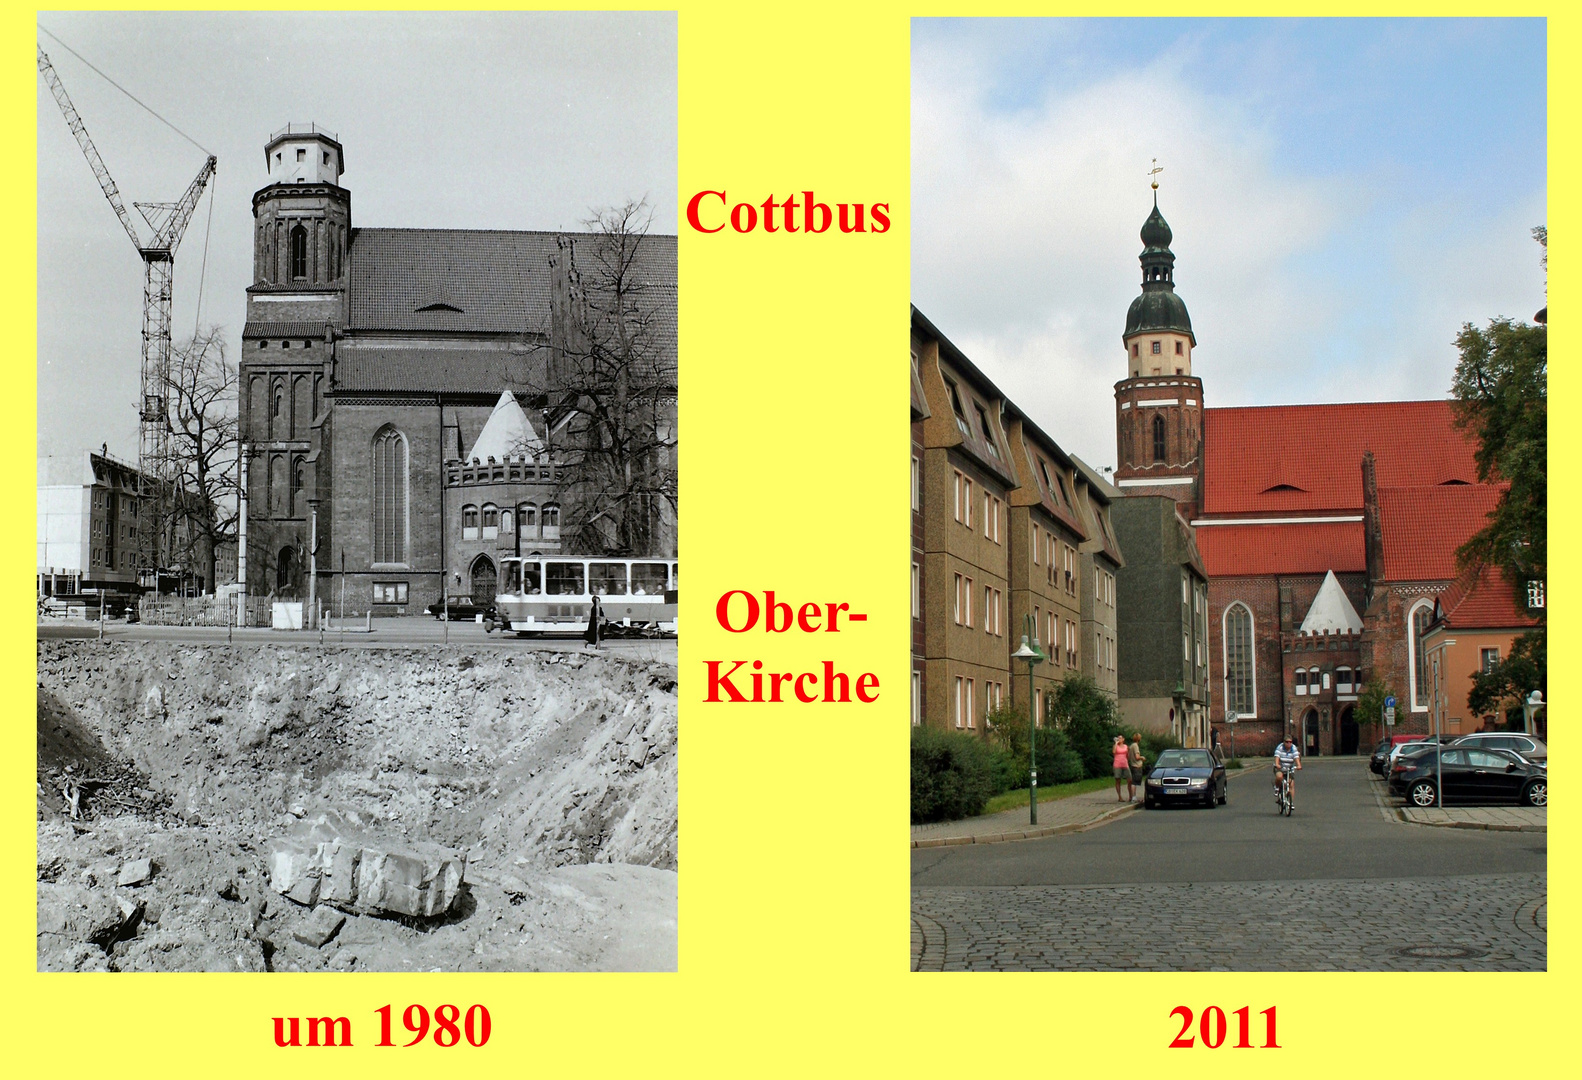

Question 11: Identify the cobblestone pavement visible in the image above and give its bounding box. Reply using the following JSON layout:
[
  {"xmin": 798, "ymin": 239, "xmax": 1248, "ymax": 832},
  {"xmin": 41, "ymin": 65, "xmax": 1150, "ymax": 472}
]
[{"xmin": 911, "ymin": 872, "xmax": 1547, "ymax": 971}]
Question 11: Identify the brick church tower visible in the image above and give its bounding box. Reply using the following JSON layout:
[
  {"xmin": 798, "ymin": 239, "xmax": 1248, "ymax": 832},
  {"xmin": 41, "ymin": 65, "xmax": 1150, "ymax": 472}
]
[{"xmin": 1113, "ymin": 185, "xmax": 1203, "ymax": 515}]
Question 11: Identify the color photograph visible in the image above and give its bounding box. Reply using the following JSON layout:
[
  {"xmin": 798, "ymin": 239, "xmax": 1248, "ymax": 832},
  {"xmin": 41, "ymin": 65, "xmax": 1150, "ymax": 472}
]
[{"xmin": 909, "ymin": 17, "xmax": 1546, "ymax": 972}]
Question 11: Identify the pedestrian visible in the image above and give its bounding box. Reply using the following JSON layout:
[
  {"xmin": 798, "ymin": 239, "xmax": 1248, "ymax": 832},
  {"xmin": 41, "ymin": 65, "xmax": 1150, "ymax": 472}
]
[
  {"xmin": 1112, "ymin": 735, "xmax": 1130, "ymax": 802},
  {"xmin": 1127, "ymin": 733, "xmax": 1146, "ymax": 801},
  {"xmin": 583, "ymin": 594, "xmax": 602, "ymax": 649},
  {"xmin": 1210, "ymin": 729, "xmax": 1225, "ymax": 765}
]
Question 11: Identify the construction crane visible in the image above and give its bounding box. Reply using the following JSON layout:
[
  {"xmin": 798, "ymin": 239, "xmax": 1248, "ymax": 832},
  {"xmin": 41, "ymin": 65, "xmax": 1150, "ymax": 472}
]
[{"xmin": 38, "ymin": 44, "xmax": 216, "ymax": 585}]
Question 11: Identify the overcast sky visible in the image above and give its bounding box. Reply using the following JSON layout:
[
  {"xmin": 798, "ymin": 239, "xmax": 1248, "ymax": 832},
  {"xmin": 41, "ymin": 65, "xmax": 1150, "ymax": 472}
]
[
  {"xmin": 912, "ymin": 17, "xmax": 1547, "ymax": 474},
  {"xmin": 37, "ymin": 9, "xmax": 676, "ymax": 470}
]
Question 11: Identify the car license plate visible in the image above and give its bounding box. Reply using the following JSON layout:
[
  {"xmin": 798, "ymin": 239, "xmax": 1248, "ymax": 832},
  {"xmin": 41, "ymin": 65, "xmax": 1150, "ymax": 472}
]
[{"xmin": 1167, "ymin": 788, "xmax": 1193, "ymax": 795}]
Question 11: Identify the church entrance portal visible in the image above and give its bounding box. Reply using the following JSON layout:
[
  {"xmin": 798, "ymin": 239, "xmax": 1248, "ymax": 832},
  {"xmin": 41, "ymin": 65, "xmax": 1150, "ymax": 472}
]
[
  {"xmin": 1339, "ymin": 706, "xmax": 1359, "ymax": 754},
  {"xmin": 470, "ymin": 555, "xmax": 497, "ymax": 606},
  {"xmin": 1303, "ymin": 708, "xmax": 1320, "ymax": 756}
]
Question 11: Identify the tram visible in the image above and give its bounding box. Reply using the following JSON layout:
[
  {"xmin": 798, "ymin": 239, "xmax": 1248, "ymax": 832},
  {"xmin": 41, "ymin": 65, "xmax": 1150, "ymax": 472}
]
[{"xmin": 486, "ymin": 556, "xmax": 678, "ymax": 636}]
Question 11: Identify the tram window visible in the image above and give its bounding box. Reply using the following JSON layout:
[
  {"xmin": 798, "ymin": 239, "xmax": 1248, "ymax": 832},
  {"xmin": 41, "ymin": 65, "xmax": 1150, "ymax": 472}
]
[
  {"xmin": 590, "ymin": 561, "xmax": 629, "ymax": 595},
  {"xmin": 519, "ymin": 561, "xmax": 542, "ymax": 594},
  {"xmin": 546, "ymin": 562, "xmax": 585, "ymax": 595},
  {"xmin": 632, "ymin": 563, "xmax": 668, "ymax": 596},
  {"xmin": 671, "ymin": 562, "xmax": 678, "ymax": 588},
  {"xmin": 502, "ymin": 561, "xmax": 522, "ymax": 593}
]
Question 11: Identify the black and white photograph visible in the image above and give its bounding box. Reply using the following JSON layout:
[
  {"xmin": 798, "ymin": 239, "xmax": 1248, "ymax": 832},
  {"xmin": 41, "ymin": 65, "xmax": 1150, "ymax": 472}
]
[
  {"xmin": 36, "ymin": 11, "xmax": 678, "ymax": 972},
  {"xmin": 909, "ymin": 17, "xmax": 1546, "ymax": 972}
]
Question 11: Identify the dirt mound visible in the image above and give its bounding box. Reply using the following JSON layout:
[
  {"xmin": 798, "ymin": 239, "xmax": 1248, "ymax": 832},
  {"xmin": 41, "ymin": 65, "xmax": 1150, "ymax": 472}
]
[{"xmin": 36, "ymin": 641, "xmax": 677, "ymax": 972}]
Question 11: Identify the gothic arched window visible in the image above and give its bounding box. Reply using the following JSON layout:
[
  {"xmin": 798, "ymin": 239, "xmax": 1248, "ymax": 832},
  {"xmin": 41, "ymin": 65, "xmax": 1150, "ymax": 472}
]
[
  {"xmin": 1409, "ymin": 599, "xmax": 1435, "ymax": 710},
  {"xmin": 290, "ymin": 224, "xmax": 308, "ymax": 279},
  {"xmin": 1223, "ymin": 602, "xmax": 1255, "ymax": 718},
  {"xmin": 372, "ymin": 427, "xmax": 408, "ymax": 564},
  {"xmin": 1152, "ymin": 414, "xmax": 1167, "ymax": 462}
]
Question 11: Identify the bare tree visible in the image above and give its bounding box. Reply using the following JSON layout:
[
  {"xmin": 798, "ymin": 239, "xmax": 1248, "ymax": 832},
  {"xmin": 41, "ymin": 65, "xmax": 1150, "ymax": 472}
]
[
  {"xmin": 160, "ymin": 326, "xmax": 239, "ymax": 593},
  {"xmin": 520, "ymin": 199, "xmax": 676, "ymax": 556}
]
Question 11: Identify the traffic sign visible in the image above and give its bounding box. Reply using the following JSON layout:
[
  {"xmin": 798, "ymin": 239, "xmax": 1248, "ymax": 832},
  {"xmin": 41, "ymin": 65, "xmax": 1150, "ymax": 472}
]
[
  {"xmin": 1385, "ymin": 696, "xmax": 1396, "ymax": 709},
  {"xmin": 1385, "ymin": 706, "xmax": 1396, "ymax": 725},
  {"xmin": 1226, "ymin": 710, "xmax": 1238, "ymax": 724}
]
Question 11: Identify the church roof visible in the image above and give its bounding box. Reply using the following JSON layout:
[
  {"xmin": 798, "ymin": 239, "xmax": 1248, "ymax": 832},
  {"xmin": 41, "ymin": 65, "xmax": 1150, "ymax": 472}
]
[
  {"xmin": 1434, "ymin": 566, "xmax": 1541, "ymax": 630},
  {"xmin": 465, "ymin": 390, "xmax": 542, "ymax": 463},
  {"xmin": 1298, "ymin": 570, "xmax": 1364, "ymax": 634},
  {"xmin": 1377, "ymin": 484, "xmax": 1504, "ymax": 582},
  {"xmin": 1201, "ymin": 400, "xmax": 1480, "ymax": 515},
  {"xmin": 346, "ymin": 228, "xmax": 678, "ymax": 341},
  {"xmin": 334, "ymin": 348, "xmax": 548, "ymax": 395},
  {"xmin": 1196, "ymin": 520, "xmax": 1365, "ymax": 577}
]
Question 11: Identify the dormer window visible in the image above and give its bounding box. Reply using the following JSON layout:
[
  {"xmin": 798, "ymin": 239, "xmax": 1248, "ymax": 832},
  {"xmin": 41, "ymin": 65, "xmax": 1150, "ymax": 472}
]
[
  {"xmin": 975, "ymin": 404, "xmax": 999, "ymax": 459},
  {"xmin": 945, "ymin": 379, "xmax": 971, "ymax": 438}
]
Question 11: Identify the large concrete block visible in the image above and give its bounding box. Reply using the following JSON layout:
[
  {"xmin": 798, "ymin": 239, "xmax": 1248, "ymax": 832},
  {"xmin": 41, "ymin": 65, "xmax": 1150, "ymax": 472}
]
[{"xmin": 265, "ymin": 811, "xmax": 465, "ymax": 918}]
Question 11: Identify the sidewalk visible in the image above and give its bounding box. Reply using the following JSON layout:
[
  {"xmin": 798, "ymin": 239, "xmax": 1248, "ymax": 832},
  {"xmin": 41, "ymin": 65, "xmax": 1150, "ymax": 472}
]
[
  {"xmin": 1369, "ymin": 774, "xmax": 1547, "ymax": 831},
  {"xmin": 911, "ymin": 765, "xmax": 1256, "ymax": 848}
]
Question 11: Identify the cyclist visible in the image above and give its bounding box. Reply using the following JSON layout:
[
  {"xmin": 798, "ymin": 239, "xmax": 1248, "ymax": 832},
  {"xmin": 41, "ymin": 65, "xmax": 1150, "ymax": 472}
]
[{"xmin": 1272, "ymin": 735, "xmax": 1301, "ymax": 805}]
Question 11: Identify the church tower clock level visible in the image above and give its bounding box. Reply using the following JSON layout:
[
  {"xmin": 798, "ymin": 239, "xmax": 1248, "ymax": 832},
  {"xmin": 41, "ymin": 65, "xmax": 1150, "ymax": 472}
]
[{"xmin": 1114, "ymin": 190, "xmax": 1203, "ymax": 513}]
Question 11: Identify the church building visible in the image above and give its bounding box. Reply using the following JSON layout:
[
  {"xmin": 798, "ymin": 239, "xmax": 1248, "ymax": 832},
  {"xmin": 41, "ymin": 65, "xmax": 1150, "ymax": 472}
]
[
  {"xmin": 1110, "ymin": 190, "xmax": 1525, "ymax": 756},
  {"xmin": 238, "ymin": 125, "xmax": 676, "ymax": 615}
]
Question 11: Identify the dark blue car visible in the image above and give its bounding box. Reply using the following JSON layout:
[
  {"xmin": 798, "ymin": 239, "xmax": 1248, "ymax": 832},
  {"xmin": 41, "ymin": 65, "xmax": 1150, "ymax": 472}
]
[{"xmin": 1143, "ymin": 748, "xmax": 1228, "ymax": 809}]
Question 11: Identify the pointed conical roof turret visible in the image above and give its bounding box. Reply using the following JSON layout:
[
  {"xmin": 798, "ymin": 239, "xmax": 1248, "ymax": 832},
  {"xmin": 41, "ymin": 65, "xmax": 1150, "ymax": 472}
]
[
  {"xmin": 1298, "ymin": 571, "xmax": 1365, "ymax": 635},
  {"xmin": 466, "ymin": 389, "xmax": 542, "ymax": 463}
]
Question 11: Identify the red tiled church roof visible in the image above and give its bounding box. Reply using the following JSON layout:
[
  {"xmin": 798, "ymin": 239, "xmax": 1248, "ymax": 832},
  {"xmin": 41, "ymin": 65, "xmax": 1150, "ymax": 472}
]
[
  {"xmin": 1201, "ymin": 400, "xmax": 1480, "ymax": 515},
  {"xmin": 1197, "ymin": 520, "xmax": 1364, "ymax": 577},
  {"xmin": 1378, "ymin": 484, "xmax": 1504, "ymax": 582},
  {"xmin": 1435, "ymin": 566, "xmax": 1541, "ymax": 630}
]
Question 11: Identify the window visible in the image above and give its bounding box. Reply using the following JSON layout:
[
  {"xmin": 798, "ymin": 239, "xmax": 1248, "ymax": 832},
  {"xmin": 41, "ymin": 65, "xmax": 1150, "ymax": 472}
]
[
  {"xmin": 500, "ymin": 509, "xmax": 514, "ymax": 533},
  {"xmin": 1153, "ymin": 414, "xmax": 1167, "ymax": 462},
  {"xmin": 965, "ymin": 679, "xmax": 975, "ymax": 729},
  {"xmin": 546, "ymin": 562, "xmax": 585, "ymax": 595},
  {"xmin": 1175, "ymin": 341, "xmax": 1183, "ymax": 355},
  {"xmin": 985, "ymin": 586, "xmax": 993, "ymax": 634},
  {"xmin": 590, "ymin": 562, "xmax": 629, "ymax": 596},
  {"xmin": 1151, "ymin": 340, "xmax": 1161, "ymax": 354},
  {"xmin": 1131, "ymin": 343, "xmax": 1138, "ymax": 357},
  {"xmin": 911, "ymin": 456, "xmax": 920, "ymax": 511},
  {"xmin": 1336, "ymin": 666, "xmax": 1354, "ymax": 694},
  {"xmin": 371, "ymin": 581, "xmax": 408, "ymax": 604},
  {"xmin": 461, "ymin": 505, "xmax": 479, "ymax": 539},
  {"xmin": 945, "ymin": 380, "xmax": 971, "ymax": 438},
  {"xmin": 954, "ymin": 573, "xmax": 964, "ymax": 625},
  {"xmin": 1480, "ymin": 648, "xmax": 1500, "ymax": 674},
  {"xmin": 290, "ymin": 224, "xmax": 308, "ymax": 279},
  {"xmin": 482, "ymin": 503, "xmax": 500, "ymax": 540},
  {"xmin": 296, "ymin": 148, "xmax": 306, "ymax": 162},
  {"xmin": 322, "ymin": 151, "xmax": 330, "ymax": 166},
  {"xmin": 1066, "ymin": 620, "xmax": 1077, "ymax": 667},
  {"xmin": 518, "ymin": 503, "xmax": 537, "ymax": 536},
  {"xmin": 542, "ymin": 504, "xmax": 561, "ymax": 539},
  {"xmin": 1408, "ymin": 599, "xmax": 1435, "ymax": 710},
  {"xmin": 1032, "ymin": 524, "xmax": 1040, "ymax": 564},
  {"xmin": 962, "ymin": 478, "xmax": 972, "ymax": 527},
  {"xmin": 372, "ymin": 428, "xmax": 408, "ymax": 564},
  {"xmin": 912, "ymin": 671, "xmax": 921, "ymax": 727},
  {"xmin": 975, "ymin": 404, "xmax": 1000, "ymax": 459},
  {"xmin": 954, "ymin": 676, "xmax": 964, "ymax": 728},
  {"xmin": 912, "ymin": 563, "xmax": 920, "ymax": 621},
  {"xmin": 964, "ymin": 577, "xmax": 973, "ymax": 627}
]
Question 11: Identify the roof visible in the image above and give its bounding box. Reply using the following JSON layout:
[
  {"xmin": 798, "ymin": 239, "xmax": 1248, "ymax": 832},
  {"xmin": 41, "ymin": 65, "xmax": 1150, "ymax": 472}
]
[
  {"xmin": 1298, "ymin": 570, "xmax": 1364, "ymax": 634},
  {"xmin": 243, "ymin": 321, "xmax": 332, "ymax": 340},
  {"xmin": 1435, "ymin": 566, "xmax": 1542, "ymax": 631},
  {"xmin": 1378, "ymin": 484, "xmax": 1503, "ymax": 582},
  {"xmin": 1196, "ymin": 520, "xmax": 1365, "ymax": 577},
  {"xmin": 1200, "ymin": 400, "xmax": 1480, "ymax": 516},
  {"xmin": 346, "ymin": 228, "xmax": 678, "ymax": 338},
  {"xmin": 334, "ymin": 348, "xmax": 548, "ymax": 395},
  {"xmin": 465, "ymin": 390, "xmax": 543, "ymax": 463}
]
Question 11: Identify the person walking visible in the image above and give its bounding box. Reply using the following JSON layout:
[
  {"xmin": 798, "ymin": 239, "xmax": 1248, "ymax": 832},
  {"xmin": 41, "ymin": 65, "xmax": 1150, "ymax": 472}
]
[
  {"xmin": 1127, "ymin": 733, "xmax": 1146, "ymax": 802},
  {"xmin": 583, "ymin": 595, "xmax": 602, "ymax": 649},
  {"xmin": 1112, "ymin": 735, "xmax": 1131, "ymax": 802}
]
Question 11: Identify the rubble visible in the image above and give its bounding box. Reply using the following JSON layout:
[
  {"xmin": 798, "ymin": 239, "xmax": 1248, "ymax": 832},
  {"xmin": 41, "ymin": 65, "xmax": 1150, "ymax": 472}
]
[
  {"xmin": 37, "ymin": 640, "xmax": 678, "ymax": 972},
  {"xmin": 293, "ymin": 906, "xmax": 346, "ymax": 948}
]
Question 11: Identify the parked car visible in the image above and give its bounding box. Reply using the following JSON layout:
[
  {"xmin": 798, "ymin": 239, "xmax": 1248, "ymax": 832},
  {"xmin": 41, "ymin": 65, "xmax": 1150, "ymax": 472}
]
[
  {"xmin": 1387, "ymin": 739, "xmax": 1452, "ymax": 791},
  {"xmin": 426, "ymin": 596, "xmax": 494, "ymax": 621},
  {"xmin": 1143, "ymin": 748, "xmax": 1228, "ymax": 809},
  {"xmin": 1450, "ymin": 732, "xmax": 1547, "ymax": 767},
  {"xmin": 1369, "ymin": 735, "xmax": 1424, "ymax": 775},
  {"xmin": 1394, "ymin": 747, "xmax": 1547, "ymax": 807}
]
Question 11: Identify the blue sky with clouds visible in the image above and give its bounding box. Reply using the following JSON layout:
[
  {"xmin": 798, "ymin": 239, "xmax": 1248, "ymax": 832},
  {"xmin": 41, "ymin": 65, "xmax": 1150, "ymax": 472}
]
[{"xmin": 912, "ymin": 17, "xmax": 1546, "ymax": 472}]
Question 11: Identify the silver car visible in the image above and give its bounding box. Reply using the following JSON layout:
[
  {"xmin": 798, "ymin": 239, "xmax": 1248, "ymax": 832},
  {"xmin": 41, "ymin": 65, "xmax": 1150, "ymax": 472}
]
[{"xmin": 1450, "ymin": 732, "xmax": 1547, "ymax": 767}]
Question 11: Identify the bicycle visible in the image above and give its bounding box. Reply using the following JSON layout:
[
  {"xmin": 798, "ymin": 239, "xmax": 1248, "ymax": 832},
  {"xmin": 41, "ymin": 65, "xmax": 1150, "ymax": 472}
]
[{"xmin": 1275, "ymin": 767, "xmax": 1294, "ymax": 816}]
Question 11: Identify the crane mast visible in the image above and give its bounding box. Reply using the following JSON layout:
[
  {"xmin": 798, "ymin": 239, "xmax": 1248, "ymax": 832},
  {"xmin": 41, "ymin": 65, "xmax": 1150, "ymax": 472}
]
[{"xmin": 38, "ymin": 45, "xmax": 216, "ymax": 587}]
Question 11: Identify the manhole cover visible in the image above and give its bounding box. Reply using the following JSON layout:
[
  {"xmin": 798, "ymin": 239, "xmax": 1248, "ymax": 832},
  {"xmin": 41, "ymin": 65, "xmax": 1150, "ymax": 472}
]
[{"xmin": 1394, "ymin": 944, "xmax": 1487, "ymax": 959}]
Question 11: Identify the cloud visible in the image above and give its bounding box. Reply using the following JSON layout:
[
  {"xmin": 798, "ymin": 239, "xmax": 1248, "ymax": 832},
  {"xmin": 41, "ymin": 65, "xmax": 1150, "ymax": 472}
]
[{"xmin": 911, "ymin": 33, "xmax": 1545, "ymax": 470}]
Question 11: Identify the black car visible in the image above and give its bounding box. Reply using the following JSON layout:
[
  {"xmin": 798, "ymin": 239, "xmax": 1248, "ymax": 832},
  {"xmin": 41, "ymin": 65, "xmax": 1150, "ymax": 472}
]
[
  {"xmin": 1368, "ymin": 738, "xmax": 1393, "ymax": 775},
  {"xmin": 1143, "ymin": 748, "xmax": 1228, "ymax": 809},
  {"xmin": 426, "ymin": 596, "xmax": 494, "ymax": 621},
  {"xmin": 1394, "ymin": 747, "xmax": 1547, "ymax": 807}
]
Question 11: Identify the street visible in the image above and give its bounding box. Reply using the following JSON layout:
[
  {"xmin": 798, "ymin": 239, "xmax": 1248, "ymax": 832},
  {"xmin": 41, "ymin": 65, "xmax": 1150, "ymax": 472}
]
[
  {"xmin": 911, "ymin": 757, "xmax": 1546, "ymax": 971},
  {"xmin": 37, "ymin": 616, "xmax": 677, "ymax": 662}
]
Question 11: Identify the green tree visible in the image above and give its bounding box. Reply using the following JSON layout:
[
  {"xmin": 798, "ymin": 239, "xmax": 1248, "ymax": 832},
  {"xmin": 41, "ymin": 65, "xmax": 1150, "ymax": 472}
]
[
  {"xmin": 1356, "ymin": 676, "xmax": 1397, "ymax": 731},
  {"xmin": 1046, "ymin": 674, "xmax": 1123, "ymax": 778},
  {"xmin": 1449, "ymin": 229, "xmax": 1546, "ymax": 620},
  {"xmin": 1466, "ymin": 630, "xmax": 1545, "ymax": 727}
]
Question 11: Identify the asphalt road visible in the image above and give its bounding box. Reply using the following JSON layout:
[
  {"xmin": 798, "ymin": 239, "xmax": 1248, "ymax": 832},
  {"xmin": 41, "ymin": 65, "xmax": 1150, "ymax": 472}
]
[
  {"xmin": 911, "ymin": 759, "xmax": 1547, "ymax": 971},
  {"xmin": 911, "ymin": 757, "xmax": 1546, "ymax": 886}
]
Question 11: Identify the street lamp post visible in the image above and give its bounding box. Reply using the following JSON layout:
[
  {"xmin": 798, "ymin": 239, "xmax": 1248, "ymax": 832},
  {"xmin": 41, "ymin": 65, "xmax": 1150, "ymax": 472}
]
[{"xmin": 1011, "ymin": 616, "xmax": 1046, "ymax": 826}]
